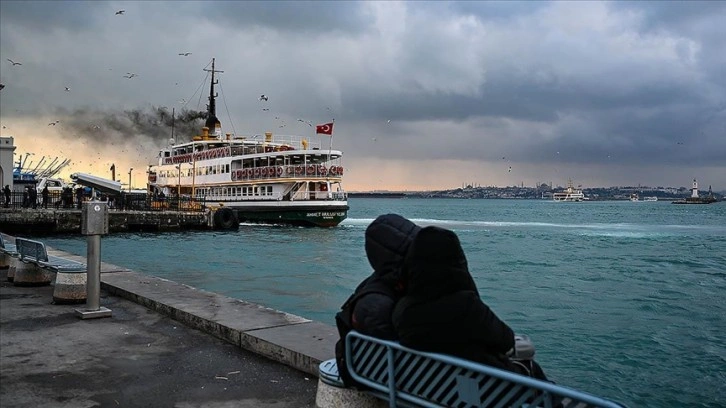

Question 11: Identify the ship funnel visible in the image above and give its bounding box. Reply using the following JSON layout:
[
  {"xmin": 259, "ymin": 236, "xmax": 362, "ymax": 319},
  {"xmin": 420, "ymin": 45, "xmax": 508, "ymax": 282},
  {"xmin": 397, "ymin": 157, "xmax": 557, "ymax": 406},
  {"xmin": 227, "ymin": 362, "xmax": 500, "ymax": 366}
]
[
  {"xmin": 302, "ymin": 139, "xmax": 309, "ymax": 150},
  {"xmin": 265, "ymin": 132, "xmax": 273, "ymax": 143},
  {"xmin": 202, "ymin": 127, "xmax": 209, "ymax": 138}
]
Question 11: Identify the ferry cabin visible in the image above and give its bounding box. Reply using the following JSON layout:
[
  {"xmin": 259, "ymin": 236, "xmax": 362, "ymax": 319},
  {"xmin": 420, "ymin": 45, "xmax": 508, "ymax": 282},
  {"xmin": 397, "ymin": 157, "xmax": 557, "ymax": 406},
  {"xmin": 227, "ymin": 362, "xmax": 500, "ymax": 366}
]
[{"xmin": 149, "ymin": 129, "xmax": 345, "ymax": 204}]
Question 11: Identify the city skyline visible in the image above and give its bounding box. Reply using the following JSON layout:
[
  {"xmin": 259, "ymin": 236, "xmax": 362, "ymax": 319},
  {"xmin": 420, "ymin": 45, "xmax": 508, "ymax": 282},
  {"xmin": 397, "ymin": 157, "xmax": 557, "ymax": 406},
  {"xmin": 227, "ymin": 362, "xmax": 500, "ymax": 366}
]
[{"xmin": 1, "ymin": 1, "xmax": 724, "ymax": 191}]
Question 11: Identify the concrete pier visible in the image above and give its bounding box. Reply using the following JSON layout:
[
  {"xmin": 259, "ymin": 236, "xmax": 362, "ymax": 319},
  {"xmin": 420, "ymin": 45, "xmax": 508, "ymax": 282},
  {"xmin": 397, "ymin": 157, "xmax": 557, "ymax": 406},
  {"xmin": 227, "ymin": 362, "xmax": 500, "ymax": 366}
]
[{"xmin": 0, "ymin": 238, "xmax": 337, "ymax": 407}]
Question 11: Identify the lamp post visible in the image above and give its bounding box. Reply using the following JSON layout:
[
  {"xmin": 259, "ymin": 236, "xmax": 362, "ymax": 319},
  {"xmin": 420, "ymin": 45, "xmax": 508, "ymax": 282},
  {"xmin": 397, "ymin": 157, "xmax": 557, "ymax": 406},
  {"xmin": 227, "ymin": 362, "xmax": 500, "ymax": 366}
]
[
  {"xmin": 128, "ymin": 168, "xmax": 133, "ymax": 191},
  {"xmin": 175, "ymin": 164, "xmax": 181, "ymax": 197}
]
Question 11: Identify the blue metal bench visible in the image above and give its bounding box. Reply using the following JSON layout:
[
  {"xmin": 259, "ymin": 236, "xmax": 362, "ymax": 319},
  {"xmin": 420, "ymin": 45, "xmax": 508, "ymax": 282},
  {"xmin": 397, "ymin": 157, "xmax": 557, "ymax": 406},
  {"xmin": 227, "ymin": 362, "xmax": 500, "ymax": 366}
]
[
  {"xmin": 16, "ymin": 238, "xmax": 86, "ymax": 272},
  {"xmin": 320, "ymin": 331, "xmax": 628, "ymax": 408},
  {"xmin": 0, "ymin": 234, "xmax": 17, "ymax": 255}
]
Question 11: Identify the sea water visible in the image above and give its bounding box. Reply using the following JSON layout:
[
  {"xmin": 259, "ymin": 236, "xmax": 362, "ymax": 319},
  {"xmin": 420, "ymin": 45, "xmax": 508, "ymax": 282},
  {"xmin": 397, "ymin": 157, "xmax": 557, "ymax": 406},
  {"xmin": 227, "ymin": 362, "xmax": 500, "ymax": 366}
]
[{"xmin": 39, "ymin": 198, "xmax": 726, "ymax": 407}]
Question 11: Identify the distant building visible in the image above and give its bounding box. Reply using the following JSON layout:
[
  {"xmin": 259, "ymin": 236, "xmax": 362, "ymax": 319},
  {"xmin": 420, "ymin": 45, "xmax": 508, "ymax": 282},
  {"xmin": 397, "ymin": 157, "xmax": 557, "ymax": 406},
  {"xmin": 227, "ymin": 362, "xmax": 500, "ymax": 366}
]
[{"xmin": 0, "ymin": 137, "xmax": 16, "ymax": 189}]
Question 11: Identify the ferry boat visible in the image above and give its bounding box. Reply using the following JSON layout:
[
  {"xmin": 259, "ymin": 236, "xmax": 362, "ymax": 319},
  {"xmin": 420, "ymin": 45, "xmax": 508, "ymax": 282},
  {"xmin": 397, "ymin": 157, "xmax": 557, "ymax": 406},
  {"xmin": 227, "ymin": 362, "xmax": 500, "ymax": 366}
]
[
  {"xmin": 630, "ymin": 193, "xmax": 639, "ymax": 202},
  {"xmin": 552, "ymin": 179, "xmax": 585, "ymax": 202},
  {"xmin": 643, "ymin": 196, "xmax": 658, "ymax": 202},
  {"xmin": 147, "ymin": 59, "xmax": 348, "ymax": 227}
]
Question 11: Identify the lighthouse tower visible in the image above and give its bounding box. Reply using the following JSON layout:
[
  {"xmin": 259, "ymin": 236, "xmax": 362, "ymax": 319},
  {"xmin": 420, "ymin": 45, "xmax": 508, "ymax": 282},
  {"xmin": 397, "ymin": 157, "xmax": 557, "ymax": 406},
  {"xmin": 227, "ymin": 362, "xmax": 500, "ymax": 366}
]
[{"xmin": 691, "ymin": 179, "xmax": 699, "ymax": 198}]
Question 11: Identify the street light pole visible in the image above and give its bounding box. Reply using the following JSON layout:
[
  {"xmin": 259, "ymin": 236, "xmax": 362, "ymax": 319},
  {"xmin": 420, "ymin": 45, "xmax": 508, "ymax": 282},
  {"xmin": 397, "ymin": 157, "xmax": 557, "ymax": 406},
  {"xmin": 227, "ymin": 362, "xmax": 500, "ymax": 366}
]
[
  {"xmin": 128, "ymin": 168, "xmax": 133, "ymax": 191},
  {"xmin": 176, "ymin": 165, "xmax": 181, "ymax": 198}
]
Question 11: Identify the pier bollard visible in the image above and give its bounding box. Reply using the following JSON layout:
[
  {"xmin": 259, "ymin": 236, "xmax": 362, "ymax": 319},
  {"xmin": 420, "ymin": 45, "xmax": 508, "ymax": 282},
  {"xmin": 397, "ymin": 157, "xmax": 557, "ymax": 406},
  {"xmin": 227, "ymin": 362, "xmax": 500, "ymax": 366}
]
[
  {"xmin": 0, "ymin": 252, "xmax": 10, "ymax": 269},
  {"xmin": 75, "ymin": 201, "xmax": 111, "ymax": 319},
  {"xmin": 13, "ymin": 260, "xmax": 53, "ymax": 286},
  {"xmin": 315, "ymin": 379, "xmax": 387, "ymax": 408},
  {"xmin": 7, "ymin": 256, "xmax": 17, "ymax": 282},
  {"xmin": 53, "ymin": 270, "xmax": 87, "ymax": 304},
  {"xmin": 315, "ymin": 359, "xmax": 386, "ymax": 408}
]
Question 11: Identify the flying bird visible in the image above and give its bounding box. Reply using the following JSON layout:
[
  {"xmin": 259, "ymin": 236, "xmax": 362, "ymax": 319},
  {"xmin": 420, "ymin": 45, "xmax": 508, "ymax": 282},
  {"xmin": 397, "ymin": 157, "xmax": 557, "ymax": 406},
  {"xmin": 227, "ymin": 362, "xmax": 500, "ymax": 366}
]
[
  {"xmin": 0, "ymin": 83, "xmax": 4, "ymax": 91},
  {"xmin": 48, "ymin": 120, "xmax": 60, "ymax": 126},
  {"xmin": 262, "ymin": 108, "xmax": 270, "ymax": 111},
  {"xmin": 178, "ymin": 52, "xmax": 192, "ymax": 56},
  {"xmin": 508, "ymin": 166, "xmax": 512, "ymax": 172},
  {"xmin": 123, "ymin": 73, "xmax": 138, "ymax": 79},
  {"xmin": 115, "ymin": 10, "xmax": 125, "ymax": 15},
  {"xmin": 259, "ymin": 95, "xmax": 268, "ymax": 101},
  {"xmin": 64, "ymin": 87, "xmax": 71, "ymax": 92},
  {"xmin": 7, "ymin": 59, "xmax": 21, "ymax": 66}
]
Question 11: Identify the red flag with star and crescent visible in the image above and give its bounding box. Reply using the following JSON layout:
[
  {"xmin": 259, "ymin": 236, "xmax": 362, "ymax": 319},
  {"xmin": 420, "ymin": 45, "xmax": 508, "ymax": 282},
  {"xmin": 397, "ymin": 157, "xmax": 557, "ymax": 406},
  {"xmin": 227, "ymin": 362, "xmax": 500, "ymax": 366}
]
[{"xmin": 316, "ymin": 122, "xmax": 334, "ymax": 136}]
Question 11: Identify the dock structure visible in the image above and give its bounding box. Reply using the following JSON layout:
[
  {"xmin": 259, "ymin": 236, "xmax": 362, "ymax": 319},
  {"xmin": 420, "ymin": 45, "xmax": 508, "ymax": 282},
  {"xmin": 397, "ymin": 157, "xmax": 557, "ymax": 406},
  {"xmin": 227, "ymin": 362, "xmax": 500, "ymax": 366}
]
[{"xmin": 0, "ymin": 208, "xmax": 225, "ymax": 235}]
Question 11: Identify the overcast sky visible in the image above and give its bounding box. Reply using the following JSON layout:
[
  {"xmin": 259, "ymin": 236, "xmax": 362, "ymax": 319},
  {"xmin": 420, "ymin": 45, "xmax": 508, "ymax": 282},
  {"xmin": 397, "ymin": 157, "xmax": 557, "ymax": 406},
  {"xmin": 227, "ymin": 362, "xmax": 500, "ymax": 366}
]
[{"xmin": 1, "ymin": 1, "xmax": 724, "ymax": 191}]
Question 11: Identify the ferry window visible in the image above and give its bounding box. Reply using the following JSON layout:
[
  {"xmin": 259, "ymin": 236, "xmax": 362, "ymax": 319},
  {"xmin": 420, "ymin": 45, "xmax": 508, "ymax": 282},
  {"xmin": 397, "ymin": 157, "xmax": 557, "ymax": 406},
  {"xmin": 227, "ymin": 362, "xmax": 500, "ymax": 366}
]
[
  {"xmin": 266, "ymin": 186, "xmax": 272, "ymax": 196},
  {"xmin": 254, "ymin": 186, "xmax": 259, "ymax": 196},
  {"xmin": 226, "ymin": 164, "xmax": 230, "ymax": 173}
]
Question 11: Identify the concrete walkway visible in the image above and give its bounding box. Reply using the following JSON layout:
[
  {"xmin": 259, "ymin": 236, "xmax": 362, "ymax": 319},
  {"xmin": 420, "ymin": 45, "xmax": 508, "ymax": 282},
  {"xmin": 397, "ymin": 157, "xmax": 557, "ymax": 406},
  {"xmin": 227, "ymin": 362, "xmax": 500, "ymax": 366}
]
[{"xmin": 1, "ymin": 240, "xmax": 341, "ymax": 408}]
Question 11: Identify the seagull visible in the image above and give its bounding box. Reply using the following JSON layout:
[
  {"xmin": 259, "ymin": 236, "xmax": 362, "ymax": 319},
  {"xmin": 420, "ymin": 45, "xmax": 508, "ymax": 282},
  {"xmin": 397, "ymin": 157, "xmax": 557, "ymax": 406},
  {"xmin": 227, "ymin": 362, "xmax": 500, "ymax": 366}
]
[
  {"xmin": 508, "ymin": 166, "xmax": 512, "ymax": 173},
  {"xmin": 123, "ymin": 73, "xmax": 138, "ymax": 79},
  {"xmin": 259, "ymin": 95, "xmax": 268, "ymax": 101},
  {"xmin": 115, "ymin": 10, "xmax": 125, "ymax": 15},
  {"xmin": 262, "ymin": 108, "xmax": 270, "ymax": 111},
  {"xmin": 7, "ymin": 59, "xmax": 21, "ymax": 66},
  {"xmin": 64, "ymin": 86, "xmax": 71, "ymax": 92},
  {"xmin": 48, "ymin": 120, "xmax": 60, "ymax": 126},
  {"xmin": 178, "ymin": 52, "xmax": 192, "ymax": 56},
  {"xmin": 0, "ymin": 83, "xmax": 4, "ymax": 91},
  {"xmin": 387, "ymin": 119, "xmax": 391, "ymax": 123}
]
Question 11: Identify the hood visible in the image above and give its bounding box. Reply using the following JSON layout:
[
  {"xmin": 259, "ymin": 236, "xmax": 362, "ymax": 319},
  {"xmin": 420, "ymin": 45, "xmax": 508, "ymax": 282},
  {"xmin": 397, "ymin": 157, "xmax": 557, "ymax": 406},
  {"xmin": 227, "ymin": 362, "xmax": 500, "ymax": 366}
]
[
  {"xmin": 405, "ymin": 226, "xmax": 479, "ymax": 299},
  {"xmin": 365, "ymin": 214, "xmax": 421, "ymax": 277}
]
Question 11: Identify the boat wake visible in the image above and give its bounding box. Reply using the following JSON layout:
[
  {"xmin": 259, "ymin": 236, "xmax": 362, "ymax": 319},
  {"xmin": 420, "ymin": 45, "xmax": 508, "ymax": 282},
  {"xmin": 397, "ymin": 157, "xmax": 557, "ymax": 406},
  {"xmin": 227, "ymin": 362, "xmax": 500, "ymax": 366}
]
[{"xmin": 343, "ymin": 218, "xmax": 725, "ymax": 237}]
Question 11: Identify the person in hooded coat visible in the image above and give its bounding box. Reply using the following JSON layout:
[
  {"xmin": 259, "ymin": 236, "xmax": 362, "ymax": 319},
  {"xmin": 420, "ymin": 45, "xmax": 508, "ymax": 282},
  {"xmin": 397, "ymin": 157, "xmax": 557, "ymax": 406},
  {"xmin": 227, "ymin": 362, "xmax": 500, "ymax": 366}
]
[
  {"xmin": 392, "ymin": 225, "xmax": 548, "ymax": 381},
  {"xmin": 334, "ymin": 213, "xmax": 421, "ymax": 386}
]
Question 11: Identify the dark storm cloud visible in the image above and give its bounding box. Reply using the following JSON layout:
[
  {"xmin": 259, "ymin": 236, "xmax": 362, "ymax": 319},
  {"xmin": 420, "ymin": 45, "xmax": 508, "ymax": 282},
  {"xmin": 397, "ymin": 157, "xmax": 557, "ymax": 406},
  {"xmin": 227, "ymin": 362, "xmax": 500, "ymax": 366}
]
[
  {"xmin": 1, "ymin": 1, "xmax": 724, "ymax": 188},
  {"xmin": 183, "ymin": 0, "xmax": 371, "ymax": 34},
  {"xmin": 0, "ymin": 1, "xmax": 107, "ymax": 32}
]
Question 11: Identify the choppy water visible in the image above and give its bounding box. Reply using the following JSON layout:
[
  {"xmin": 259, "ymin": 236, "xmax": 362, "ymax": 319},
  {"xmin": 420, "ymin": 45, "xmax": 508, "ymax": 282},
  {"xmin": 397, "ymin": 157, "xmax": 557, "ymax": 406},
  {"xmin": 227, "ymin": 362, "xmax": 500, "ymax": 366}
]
[{"xmin": 39, "ymin": 198, "xmax": 726, "ymax": 407}]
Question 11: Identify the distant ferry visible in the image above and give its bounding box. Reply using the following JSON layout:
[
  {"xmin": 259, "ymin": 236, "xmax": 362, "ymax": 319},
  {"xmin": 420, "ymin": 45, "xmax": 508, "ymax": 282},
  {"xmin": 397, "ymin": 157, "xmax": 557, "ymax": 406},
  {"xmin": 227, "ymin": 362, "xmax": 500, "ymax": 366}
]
[
  {"xmin": 630, "ymin": 193, "xmax": 639, "ymax": 202},
  {"xmin": 643, "ymin": 196, "xmax": 658, "ymax": 202},
  {"xmin": 553, "ymin": 179, "xmax": 585, "ymax": 202}
]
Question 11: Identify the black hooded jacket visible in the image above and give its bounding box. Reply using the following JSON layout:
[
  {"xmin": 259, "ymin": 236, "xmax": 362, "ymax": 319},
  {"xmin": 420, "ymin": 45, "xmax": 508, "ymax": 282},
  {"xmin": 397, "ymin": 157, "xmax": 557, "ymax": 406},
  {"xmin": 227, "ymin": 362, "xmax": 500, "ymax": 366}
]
[
  {"xmin": 392, "ymin": 226, "xmax": 519, "ymax": 371},
  {"xmin": 334, "ymin": 214, "xmax": 420, "ymax": 387},
  {"xmin": 349, "ymin": 213, "xmax": 421, "ymax": 339}
]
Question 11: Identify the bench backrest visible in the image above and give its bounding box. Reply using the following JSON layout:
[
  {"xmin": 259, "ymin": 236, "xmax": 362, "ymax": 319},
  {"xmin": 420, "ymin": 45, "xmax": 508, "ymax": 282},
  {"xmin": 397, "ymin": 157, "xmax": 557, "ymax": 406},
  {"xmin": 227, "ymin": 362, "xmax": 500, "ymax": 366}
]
[
  {"xmin": 16, "ymin": 238, "xmax": 49, "ymax": 262},
  {"xmin": 345, "ymin": 331, "xmax": 626, "ymax": 408}
]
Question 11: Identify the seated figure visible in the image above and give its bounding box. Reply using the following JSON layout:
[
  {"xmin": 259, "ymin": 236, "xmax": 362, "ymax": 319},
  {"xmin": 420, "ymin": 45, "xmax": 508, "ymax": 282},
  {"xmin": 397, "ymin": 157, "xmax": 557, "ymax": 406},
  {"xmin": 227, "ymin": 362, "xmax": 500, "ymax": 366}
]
[{"xmin": 392, "ymin": 225, "xmax": 549, "ymax": 381}]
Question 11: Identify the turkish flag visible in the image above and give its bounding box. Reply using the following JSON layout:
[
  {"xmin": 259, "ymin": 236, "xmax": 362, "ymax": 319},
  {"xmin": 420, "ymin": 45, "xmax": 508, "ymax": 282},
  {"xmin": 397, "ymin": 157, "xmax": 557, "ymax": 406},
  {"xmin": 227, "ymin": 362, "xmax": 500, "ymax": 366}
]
[{"xmin": 316, "ymin": 122, "xmax": 334, "ymax": 135}]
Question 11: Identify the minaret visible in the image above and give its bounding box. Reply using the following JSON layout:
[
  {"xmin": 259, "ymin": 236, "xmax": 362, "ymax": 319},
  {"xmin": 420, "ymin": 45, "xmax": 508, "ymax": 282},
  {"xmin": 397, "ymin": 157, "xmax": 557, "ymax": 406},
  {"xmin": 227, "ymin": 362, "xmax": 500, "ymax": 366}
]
[{"xmin": 691, "ymin": 179, "xmax": 699, "ymax": 198}]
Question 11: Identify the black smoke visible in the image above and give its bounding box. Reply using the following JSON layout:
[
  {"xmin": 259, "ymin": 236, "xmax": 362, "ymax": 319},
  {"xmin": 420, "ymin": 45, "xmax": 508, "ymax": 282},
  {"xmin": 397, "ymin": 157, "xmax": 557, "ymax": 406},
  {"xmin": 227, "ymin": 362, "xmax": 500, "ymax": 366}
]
[{"xmin": 55, "ymin": 106, "xmax": 207, "ymax": 148}]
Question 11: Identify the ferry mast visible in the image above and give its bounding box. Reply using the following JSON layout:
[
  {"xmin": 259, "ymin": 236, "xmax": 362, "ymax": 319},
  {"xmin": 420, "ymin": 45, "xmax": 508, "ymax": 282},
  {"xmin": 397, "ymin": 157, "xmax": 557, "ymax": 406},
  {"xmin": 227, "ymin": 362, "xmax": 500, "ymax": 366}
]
[{"xmin": 203, "ymin": 58, "xmax": 224, "ymax": 137}]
